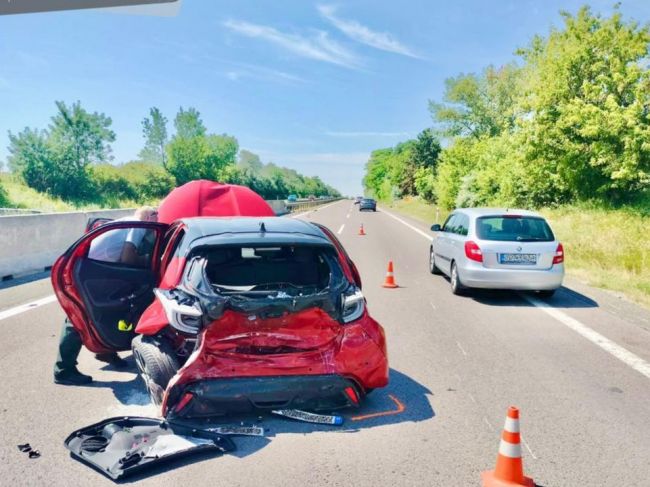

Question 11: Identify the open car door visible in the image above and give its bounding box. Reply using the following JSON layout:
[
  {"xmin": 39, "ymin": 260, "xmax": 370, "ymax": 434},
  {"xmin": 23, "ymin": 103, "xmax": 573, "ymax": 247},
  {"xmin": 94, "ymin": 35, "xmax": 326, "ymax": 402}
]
[{"xmin": 52, "ymin": 221, "xmax": 169, "ymax": 353}]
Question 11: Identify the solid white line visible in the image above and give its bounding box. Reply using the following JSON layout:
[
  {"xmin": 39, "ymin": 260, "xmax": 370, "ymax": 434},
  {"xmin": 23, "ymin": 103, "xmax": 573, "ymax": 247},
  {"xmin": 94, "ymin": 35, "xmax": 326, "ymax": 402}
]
[
  {"xmin": 524, "ymin": 295, "xmax": 650, "ymax": 379},
  {"xmin": 456, "ymin": 341, "xmax": 468, "ymax": 356},
  {"xmin": 337, "ymin": 224, "xmax": 345, "ymax": 235},
  {"xmin": 0, "ymin": 295, "xmax": 57, "ymax": 322},
  {"xmin": 380, "ymin": 207, "xmax": 432, "ymax": 241}
]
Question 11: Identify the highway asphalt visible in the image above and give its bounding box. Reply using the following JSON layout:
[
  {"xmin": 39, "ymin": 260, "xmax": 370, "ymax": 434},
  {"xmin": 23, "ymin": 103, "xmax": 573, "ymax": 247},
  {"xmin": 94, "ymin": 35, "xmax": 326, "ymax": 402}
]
[{"xmin": 1, "ymin": 199, "xmax": 649, "ymax": 486}]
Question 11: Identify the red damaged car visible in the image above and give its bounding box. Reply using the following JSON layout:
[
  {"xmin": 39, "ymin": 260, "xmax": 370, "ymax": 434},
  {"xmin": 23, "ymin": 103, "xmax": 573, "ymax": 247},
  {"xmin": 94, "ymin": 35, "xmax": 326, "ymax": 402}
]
[{"xmin": 52, "ymin": 186, "xmax": 388, "ymax": 418}]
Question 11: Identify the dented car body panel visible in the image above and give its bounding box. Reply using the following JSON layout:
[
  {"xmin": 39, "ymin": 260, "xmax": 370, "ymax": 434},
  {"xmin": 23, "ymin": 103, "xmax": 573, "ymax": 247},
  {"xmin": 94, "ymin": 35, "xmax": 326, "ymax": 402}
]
[{"xmin": 52, "ymin": 216, "xmax": 389, "ymax": 416}]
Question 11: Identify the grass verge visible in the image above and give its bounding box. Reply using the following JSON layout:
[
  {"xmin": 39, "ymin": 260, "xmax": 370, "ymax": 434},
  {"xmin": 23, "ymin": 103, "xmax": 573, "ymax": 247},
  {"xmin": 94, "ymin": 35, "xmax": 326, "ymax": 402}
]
[{"xmin": 383, "ymin": 196, "xmax": 650, "ymax": 309}]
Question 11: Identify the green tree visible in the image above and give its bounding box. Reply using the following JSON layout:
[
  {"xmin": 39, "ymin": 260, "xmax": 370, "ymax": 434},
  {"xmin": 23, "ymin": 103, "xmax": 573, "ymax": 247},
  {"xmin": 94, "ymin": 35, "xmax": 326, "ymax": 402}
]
[
  {"xmin": 166, "ymin": 134, "xmax": 238, "ymax": 185},
  {"xmin": 139, "ymin": 107, "xmax": 168, "ymax": 167},
  {"xmin": 412, "ymin": 128, "xmax": 442, "ymax": 169},
  {"xmin": 518, "ymin": 6, "xmax": 650, "ymax": 202},
  {"xmin": 429, "ymin": 64, "xmax": 521, "ymax": 139},
  {"xmin": 174, "ymin": 107, "xmax": 206, "ymax": 139}
]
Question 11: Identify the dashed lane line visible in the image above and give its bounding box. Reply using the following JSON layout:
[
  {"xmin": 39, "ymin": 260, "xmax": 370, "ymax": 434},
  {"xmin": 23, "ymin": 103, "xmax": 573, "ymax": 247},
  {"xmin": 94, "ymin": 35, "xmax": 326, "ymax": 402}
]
[
  {"xmin": 337, "ymin": 224, "xmax": 345, "ymax": 235},
  {"xmin": 0, "ymin": 295, "xmax": 57, "ymax": 322}
]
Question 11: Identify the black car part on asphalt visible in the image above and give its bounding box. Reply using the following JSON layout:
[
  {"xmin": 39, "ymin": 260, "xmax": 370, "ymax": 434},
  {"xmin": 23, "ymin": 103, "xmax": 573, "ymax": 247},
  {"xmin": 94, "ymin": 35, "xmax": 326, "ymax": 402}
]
[{"xmin": 64, "ymin": 416, "xmax": 235, "ymax": 480}]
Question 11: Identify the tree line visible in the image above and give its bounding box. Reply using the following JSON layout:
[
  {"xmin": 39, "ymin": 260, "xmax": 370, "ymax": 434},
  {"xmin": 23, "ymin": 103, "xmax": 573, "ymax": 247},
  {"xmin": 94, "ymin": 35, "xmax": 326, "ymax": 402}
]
[
  {"xmin": 364, "ymin": 7, "xmax": 650, "ymax": 210},
  {"xmin": 3, "ymin": 103, "xmax": 339, "ymax": 207}
]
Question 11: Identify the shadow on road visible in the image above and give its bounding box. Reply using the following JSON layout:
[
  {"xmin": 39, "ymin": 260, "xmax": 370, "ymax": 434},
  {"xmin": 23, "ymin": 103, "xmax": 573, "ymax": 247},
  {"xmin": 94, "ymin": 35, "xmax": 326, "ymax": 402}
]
[
  {"xmin": 89, "ymin": 368, "xmax": 435, "ymax": 481},
  {"xmin": 465, "ymin": 286, "xmax": 598, "ymax": 309}
]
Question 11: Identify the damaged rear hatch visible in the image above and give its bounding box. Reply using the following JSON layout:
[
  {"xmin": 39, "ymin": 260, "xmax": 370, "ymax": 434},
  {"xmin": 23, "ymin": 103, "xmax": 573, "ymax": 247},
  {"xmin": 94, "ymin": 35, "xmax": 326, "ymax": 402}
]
[{"xmin": 159, "ymin": 231, "xmax": 366, "ymax": 416}]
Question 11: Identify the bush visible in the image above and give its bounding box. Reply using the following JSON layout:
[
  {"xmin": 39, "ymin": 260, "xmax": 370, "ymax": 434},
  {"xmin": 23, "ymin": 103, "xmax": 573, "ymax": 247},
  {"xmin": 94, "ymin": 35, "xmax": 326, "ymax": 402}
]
[
  {"xmin": 120, "ymin": 161, "xmax": 175, "ymax": 200},
  {"xmin": 91, "ymin": 164, "xmax": 137, "ymax": 203},
  {"xmin": 0, "ymin": 180, "xmax": 9, "ymax": 207}
]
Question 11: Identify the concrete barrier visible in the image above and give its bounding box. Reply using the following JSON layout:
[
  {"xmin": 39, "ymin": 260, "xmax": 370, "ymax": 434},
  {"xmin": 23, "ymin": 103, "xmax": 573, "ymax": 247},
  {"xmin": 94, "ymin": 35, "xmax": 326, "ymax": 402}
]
[
  {"xmin": 0, "ymin": 209, "xmax": 133, "ymax": 280},
  {"xmin": 0, "ymin": 199, "xmax": 340, "ymax": 280}
]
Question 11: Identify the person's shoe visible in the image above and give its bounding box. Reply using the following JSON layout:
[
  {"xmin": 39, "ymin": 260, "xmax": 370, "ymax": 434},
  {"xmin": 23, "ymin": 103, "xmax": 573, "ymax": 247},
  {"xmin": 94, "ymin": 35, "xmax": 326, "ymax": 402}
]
[
  {"xmin": 95, "ymin": 352, "xmax": 129, "ymax": 369},
  {"xmin": 54, "ymin": 368, "xmax": 93, "ymax": 385}
]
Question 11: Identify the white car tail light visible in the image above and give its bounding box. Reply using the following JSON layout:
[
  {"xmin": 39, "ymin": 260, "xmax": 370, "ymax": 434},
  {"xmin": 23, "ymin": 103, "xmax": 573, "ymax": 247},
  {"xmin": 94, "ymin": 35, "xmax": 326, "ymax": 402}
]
[
  {"xmin": 553, "ymin": 243, "xmax": 564, "ymax": 265},
  {"xmin": 342, "ymin": 288, "xmax": 365, "ymax": 323},
  {"xmin": 464, "ymin": 241, "xmax": 483, "ymax": 263}
]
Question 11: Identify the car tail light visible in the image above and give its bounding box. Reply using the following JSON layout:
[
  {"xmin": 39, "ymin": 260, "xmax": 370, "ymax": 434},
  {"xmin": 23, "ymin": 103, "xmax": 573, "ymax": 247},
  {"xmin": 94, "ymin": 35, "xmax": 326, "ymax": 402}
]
[
  {"xmin": 464, "ymin": 241, "xmax": 483, "ymax": 262},
  {"xmin": 342, "ymin": 287, "xmax": 365, "ymax": 323},
  {"xmin": 155, "ymin": 289, "xmax": 203, "ymax": 335},
  {"xmin": 553, "ymin": 243, "xmax": 564, "ymax": 265}
]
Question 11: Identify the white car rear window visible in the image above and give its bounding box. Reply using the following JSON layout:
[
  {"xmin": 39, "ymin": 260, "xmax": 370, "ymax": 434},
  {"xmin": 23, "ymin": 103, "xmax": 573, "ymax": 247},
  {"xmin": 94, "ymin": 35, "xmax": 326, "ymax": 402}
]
[{"xmin": 476, "ymin": 216, "xmax": 554, "ymax": 242}]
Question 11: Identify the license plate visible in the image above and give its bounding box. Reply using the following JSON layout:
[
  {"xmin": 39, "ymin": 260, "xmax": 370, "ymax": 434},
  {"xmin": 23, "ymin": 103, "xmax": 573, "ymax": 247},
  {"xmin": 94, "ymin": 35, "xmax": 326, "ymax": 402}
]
[{"xmin": 499, "ymin": 253, "xmax": 537, "ymax": 265}]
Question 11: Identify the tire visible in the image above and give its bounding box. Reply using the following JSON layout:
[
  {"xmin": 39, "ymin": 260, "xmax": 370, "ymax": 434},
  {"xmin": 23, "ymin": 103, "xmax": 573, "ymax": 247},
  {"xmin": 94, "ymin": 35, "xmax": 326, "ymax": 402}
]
[
  {"xmin": 132, "ymin": 335, "xmax": 180, "ymax": 406},
  {"xmin": 537, "ymin": 289, "xmax": 556, "ymax": 299},
  {"xmin": 450, "ymin": 262, "xmax": 466, "ymax": 295},
  {"xmin": 429, "ymin": 247, "xmax": 442, "ymax": 275}
]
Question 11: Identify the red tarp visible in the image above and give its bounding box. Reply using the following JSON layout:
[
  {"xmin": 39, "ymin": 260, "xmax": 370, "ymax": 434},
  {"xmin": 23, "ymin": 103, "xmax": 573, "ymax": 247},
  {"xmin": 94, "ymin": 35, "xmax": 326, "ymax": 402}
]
[{"xmin": 157, "ymin": 180, "xmax": 275, "ymax": 224}]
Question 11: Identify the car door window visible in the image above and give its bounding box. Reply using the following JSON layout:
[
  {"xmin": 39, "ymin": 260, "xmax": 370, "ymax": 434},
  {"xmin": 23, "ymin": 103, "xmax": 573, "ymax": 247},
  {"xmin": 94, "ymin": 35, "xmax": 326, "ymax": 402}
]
[
  {"xmin": 456, "ymin": 214, "xmax": 469, "ymax": 236},
  {"xmin": 88, "ymin": 227, "xmax": 158, "ymax": 269},
  {"xmin": 442, "ymin": 214, "xmax": 458, "ymax": 233}
]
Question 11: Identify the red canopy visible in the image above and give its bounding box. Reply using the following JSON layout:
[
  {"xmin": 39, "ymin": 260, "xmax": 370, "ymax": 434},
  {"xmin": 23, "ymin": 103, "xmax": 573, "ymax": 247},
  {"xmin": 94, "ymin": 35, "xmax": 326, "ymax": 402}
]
[{"xmin": 157, "ymin": 180, "xmax": 275, "ymax": 224}]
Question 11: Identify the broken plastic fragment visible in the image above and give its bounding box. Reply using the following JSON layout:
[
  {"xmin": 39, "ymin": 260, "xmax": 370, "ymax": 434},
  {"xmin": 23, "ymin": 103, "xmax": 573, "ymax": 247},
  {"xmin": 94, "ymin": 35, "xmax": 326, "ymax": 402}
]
[
  {"xmin": 271, "ymin": 409, "xmax": 343, "ymax": 425},
  {"xmin": 205, "ymin": 426, "xmax": 264, "ymax": 437}
]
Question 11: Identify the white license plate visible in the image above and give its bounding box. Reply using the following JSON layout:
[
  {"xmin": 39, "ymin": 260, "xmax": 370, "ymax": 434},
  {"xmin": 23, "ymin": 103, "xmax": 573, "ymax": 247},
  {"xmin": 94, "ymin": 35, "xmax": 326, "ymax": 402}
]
[{"xmin": 499, "ymin": 253, "xmax": 537, "ymax": 264}]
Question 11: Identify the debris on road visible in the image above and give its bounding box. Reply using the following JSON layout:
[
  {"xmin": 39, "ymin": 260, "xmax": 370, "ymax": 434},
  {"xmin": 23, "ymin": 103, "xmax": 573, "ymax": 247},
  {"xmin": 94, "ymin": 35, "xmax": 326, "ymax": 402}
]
[
  {"xmin": 64, "ymin": 416, "xmax": 235, "ymax": 480},
  {"xmin": 205, "ymin": 425, "xmax": 265, "ymax": 436},
  {"xmin": 271, "ymin": 409, "xmax": 344, "ymax": 425}
]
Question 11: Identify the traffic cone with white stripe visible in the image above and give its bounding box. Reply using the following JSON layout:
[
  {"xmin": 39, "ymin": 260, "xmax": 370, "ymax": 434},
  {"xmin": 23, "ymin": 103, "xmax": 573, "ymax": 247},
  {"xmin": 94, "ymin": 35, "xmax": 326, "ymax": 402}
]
[
  {"xmin": 382, "ymin": 261, "xmax": 398, "ymax": 288},
  {"xmin": 481, "ymin": 406, "xmax": 534, "ymax": 487},
  {"xmin": 358, "ymin": 224, "xmax": 366, "ymax": 236}
]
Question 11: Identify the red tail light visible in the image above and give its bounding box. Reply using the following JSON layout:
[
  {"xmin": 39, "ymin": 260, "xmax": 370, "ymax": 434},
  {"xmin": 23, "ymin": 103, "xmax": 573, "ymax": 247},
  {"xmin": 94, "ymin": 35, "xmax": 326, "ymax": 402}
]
[
  {"xmin": 553, "ymin": 243, "xmax": 564, "ymax": 265},
  {"xmin": 464, "ymin": 241, "xmax": 483, "ymax": 262}
]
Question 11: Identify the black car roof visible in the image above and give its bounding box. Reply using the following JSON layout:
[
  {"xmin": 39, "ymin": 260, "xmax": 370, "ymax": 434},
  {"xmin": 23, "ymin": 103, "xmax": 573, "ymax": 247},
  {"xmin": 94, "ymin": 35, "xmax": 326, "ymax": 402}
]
[{"xmin": 176, "ymin": 217, "xmax": 333, "ymax": 253}]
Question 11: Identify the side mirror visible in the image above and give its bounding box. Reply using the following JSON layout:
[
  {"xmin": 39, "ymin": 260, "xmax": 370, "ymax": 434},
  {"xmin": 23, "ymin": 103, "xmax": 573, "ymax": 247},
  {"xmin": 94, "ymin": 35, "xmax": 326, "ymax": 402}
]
[{"xmin": 430, "ymin": 224, "xmax": 442, "ymax": 232}]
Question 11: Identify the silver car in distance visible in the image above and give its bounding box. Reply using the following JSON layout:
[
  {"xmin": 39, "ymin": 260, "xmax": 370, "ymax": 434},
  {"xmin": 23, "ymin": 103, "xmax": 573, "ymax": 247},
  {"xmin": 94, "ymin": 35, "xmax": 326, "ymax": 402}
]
[{"xmin": 429, "ymin": 208, "xmax": 564, "ymax": 297}]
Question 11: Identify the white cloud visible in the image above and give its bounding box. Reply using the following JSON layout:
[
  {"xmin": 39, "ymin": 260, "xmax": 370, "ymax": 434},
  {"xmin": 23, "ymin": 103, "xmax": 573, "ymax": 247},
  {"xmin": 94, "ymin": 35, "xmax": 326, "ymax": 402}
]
[
  {"xmin": 317, "ymin": 4, "xmax": 421, "ymax": 59},
  {"xmin": 325, "ymin": 130, "xmax": 410, "ymax": 137},
  {"xmin": 223, "ymin": 19, "xmax": 360, "ymax": 69}
]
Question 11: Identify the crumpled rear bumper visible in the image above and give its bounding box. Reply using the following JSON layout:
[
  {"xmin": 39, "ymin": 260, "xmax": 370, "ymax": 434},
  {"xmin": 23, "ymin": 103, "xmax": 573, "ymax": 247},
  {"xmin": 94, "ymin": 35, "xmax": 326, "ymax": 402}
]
[{"xmin": 166, "ymin": 375, "xmax": 362, "ymax": 418}]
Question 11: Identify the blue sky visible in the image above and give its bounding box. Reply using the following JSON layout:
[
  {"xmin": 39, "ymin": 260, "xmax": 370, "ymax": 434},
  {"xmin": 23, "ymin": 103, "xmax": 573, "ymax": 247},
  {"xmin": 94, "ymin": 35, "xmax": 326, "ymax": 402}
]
[{"xmin": 1, "ymin": 1, "xmax": 649, "ymax": 196}]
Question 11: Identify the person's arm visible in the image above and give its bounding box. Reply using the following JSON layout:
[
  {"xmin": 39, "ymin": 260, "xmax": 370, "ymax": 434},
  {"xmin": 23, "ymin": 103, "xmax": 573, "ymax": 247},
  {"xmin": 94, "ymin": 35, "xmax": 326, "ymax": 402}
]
[{"xmin": 120, "ymin": 228, "xmax": 146, "ymax": 266}]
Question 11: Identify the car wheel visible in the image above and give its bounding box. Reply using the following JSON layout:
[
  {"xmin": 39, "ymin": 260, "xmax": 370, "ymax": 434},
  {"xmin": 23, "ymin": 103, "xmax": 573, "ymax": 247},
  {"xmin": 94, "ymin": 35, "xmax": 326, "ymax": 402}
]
[
  {"xmin": 429, "ymin": 247, "xmax": 442, "ymax": 275},
  {"xmin": 450, "ymin": 262, "xmax": 466, "ymax": 295},
  {"xmin": 132, "ymin": 335, "xmax": 180, "ymax": 406},
  {"xmin": 538, "ymin": 289, "xmax": 556, "ymax": 299}
]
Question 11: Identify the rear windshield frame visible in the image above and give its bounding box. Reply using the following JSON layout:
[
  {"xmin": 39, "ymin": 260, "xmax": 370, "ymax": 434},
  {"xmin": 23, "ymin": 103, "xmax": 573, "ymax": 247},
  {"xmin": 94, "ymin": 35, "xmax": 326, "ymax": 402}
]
[{"xmin": 475, "ymin": 215, "xmax": 555, "ymax": 242}]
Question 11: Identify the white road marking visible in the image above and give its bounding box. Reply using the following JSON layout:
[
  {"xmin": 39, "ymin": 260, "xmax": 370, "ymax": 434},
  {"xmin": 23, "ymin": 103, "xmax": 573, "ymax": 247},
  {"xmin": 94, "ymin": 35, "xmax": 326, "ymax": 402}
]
[
  {"xmin": 380, "ymin": 207, "xmax": 432, "ymax": 241},
  {"xmin": 0, "ymin": 295, "xmax": 57, "ymax": 322},
  {"xmin": 456, "ymin": 341, "xmax": 468, "ymax": 356},
  {"xmin": 521, "ymin": 436, "xmax": 537, "ymax": 460},
  {"xmin": 346, "ymin": 213, "xmax": 350, "ymax": 219},
  {"xmin": 337, "ymin": 224, "xmax": 345, "ymax": 235},
  {"xmin": 429, "ymin": 301, "xmax": 436, "ymax": 310},
  {"xmin": 524, "ymin": 295, "xmax": 650, "ymax": 379}
]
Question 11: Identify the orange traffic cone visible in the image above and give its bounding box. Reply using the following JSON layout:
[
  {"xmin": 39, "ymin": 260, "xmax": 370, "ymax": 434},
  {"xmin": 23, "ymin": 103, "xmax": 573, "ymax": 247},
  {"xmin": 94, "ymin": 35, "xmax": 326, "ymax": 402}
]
[
  {"xmin": 359, "ymin": 224, "xmax": 366, "ymax": 236},
  {"xmin": 482, "ymin": 407, "xmax": 534, "ymax": 487},
  {"xmin": 382, "ymin": 261, "xmax": 398, "ymax": 288}
]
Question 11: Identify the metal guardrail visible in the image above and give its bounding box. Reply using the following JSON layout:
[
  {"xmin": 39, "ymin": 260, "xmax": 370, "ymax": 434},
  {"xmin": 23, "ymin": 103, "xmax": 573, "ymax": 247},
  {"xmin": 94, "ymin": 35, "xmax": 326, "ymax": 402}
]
[{"xmin": 284, "ymin": 198, "xmax": 340, "ymax": 214}]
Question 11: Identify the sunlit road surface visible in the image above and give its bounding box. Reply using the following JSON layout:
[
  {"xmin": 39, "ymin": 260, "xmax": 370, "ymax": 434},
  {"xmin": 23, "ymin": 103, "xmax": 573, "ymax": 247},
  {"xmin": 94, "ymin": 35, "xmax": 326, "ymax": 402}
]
[{"xmin": 2, "ymin": 199, "xmax": 650, "ymax": 486}]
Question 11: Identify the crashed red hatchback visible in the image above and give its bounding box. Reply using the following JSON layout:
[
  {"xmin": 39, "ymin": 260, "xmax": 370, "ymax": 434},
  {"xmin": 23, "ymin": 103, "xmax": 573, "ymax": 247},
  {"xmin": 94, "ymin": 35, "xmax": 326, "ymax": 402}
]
[{"xmin": 52, "ymin": 193, "xmax": 388, "ymax": 418}]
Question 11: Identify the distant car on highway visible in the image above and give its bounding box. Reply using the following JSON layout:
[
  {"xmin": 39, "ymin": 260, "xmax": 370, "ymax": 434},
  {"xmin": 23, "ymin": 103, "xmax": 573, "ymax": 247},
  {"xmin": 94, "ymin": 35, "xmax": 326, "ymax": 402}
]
[
  {"xmin": 429, "ymin": 208, "xmax": 564, "ymax": 296},
  {"xmin": 354, "ymin": 196, "xmax": 363, "ymax": 204},
  {"xmin": 287, "ymin": 194, "xmax": 298, "ymax": 202},
  {"xmin": 359, "ymin": 198, "xmax": 377, "ymax": 212}
]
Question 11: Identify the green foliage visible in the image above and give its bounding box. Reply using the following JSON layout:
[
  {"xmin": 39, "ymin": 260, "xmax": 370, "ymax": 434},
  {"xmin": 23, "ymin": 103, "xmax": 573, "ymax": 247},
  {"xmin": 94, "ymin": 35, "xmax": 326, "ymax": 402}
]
[
  {"xmin": 225, "ymin": 151, "xmax": 340, "ymax": 200},
  {"xmin": 174, "ymin": 107, "xmax": 206, "ymax": 139},
  {"xmin": 365, "ymin": 6, "xmax": 650, "ymax": 210},
  {"xmin": 166, "ymin": 133, "xmax": 239, "ymax": 185},
  {"xmin": 0, "ymin": 179, "xmax": 9, "ymax": 207},
  {"xmin": 120, "ymin": 161, "xmax": 175, "ymax": 200},
  {"xmin": 139, "ymin": 107, "xmax": 168, "ymax": 167},
  {"xmin": 8, "ymin": 101, "xmax": 115, "ymax": 202}
]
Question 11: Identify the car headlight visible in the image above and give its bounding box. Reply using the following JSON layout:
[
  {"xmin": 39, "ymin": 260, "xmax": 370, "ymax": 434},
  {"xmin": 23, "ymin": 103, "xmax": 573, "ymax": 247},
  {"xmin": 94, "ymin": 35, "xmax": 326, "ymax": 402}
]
[
  {"xmin": 155, "ymin": 289, "xmax": 203, "ymax": 335},
  {"xmin": 342, "ymin": 287, "xmax": 365, "ymax": 323}
]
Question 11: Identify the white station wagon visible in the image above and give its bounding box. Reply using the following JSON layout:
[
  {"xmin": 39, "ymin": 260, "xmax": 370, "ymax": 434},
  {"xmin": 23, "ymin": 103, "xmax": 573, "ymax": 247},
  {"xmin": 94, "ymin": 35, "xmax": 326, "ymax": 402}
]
[{"xmin": 429, "ymin": 208, "xmax": 564, "ymax": 296}]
